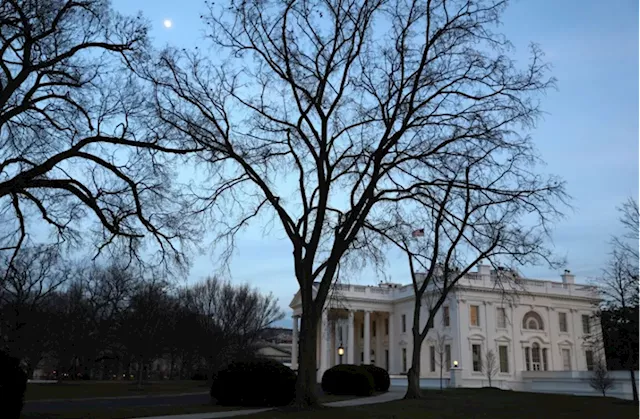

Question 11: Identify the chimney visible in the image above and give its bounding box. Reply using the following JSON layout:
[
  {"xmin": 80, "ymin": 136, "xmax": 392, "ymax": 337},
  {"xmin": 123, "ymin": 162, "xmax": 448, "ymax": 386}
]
[
  {"xmin": 561, "ymin": 269, "xmax": 575, "ymax": 284},
  {"xmin": 477, "ymin": 261, "xmax": 491, "ymax": 279}
]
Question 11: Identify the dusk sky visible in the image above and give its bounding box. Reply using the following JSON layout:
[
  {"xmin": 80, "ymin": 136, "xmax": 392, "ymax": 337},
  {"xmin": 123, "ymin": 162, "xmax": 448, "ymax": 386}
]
[{"xmin": 112, "ymin": 0, "xmax": 638, "ymax": 326}]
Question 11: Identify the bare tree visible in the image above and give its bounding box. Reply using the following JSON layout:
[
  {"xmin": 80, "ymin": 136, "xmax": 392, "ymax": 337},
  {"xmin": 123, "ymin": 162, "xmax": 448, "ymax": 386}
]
[
  {"xmin": 0, "ymin": 245, "xmax": 70, "ymax": 377},
  {"xmin": 482, "ymin": 349, "xmax": 499, "ymax": 388},
  {"xmin": 592, "ymin": 198, "xmax": 639, "ymax": 402},
  {"xmin": 365, "ymin": 165, "xmax": 563, "ymax": 398},
  {"xmin": 147, "ymin": 0, "xmax": 561, "ymax": 405},
  {"xmin": 589, "ymin": 359, "xmax": 615, "ymax": 397},
  {"xmin": 433, "ymin": 331, "xmax": 447, "ymax": 391},
  {"xmin": 181, "ymin": 277, "xmax": 284, "ymax": 379},
  {"xmin": 0, "ymin": 0, "xmax": 199, "ymax": 274}
]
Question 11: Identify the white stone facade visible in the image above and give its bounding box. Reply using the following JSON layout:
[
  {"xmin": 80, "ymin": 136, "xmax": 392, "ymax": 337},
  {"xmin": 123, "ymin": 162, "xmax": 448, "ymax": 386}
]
[{"xmin": 289, "ymin": 264, "xmax": 603, "ymax": 389}]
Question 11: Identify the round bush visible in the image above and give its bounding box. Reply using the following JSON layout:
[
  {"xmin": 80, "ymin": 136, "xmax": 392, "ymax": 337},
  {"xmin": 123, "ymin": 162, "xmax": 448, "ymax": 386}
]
[
  {"xmin": 361, "ymin": 364, "xmax": 390, "ymax": 392},
  {"xmin": 210, "ymin": 358, "xmax": 296, "ymax": 406},
  {"xmin": 0, "ymin": 351, "xmax": 27, "ymax": 419},
  {"xmin": 321, "ymin": 364, "xmax": 374, "ymax": 397}
]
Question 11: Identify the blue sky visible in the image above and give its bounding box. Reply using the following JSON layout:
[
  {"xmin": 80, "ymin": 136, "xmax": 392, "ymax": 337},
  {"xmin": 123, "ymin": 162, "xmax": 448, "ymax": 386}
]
[{"xmin": 112, "ymin": 0, "xmax": 638, "ymax": 326}]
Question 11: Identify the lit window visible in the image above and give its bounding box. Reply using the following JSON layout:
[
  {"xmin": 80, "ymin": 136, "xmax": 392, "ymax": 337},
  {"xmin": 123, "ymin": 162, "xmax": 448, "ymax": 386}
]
[{"xmin": 470, "ymin": 305, "xmax": 480, "ymax": 326}]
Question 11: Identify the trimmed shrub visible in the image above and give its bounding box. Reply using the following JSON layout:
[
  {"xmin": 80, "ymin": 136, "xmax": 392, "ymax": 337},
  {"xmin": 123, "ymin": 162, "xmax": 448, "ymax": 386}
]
[
  {"xmin": 210, "ymin": 358, "xmax": 296, "ymax": 406},
  {"xmin": 321, "ymin": 364, "xmax": 374, "ymax": 397},
  {"xmin": 0, "ymin": 351, "xmax": 28, "ymax": 419},
  {"xmin": 361, "ymin": 364, "xmax": 390, "ymax": 392}
]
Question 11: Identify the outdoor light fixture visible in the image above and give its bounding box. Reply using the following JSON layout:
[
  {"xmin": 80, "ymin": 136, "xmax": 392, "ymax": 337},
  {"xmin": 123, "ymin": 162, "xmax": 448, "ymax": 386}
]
[
  {"xmin": 337, "ymin": 344, "xmax": 345, "ymax": 356},
  {"xmin": 453, "ymin": 360, "xmax": 459, "ymax": 368}
]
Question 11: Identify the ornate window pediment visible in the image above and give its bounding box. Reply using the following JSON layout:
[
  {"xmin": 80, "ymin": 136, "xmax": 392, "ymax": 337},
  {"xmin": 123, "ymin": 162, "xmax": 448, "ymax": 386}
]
[{"xmin": 522, "ymin": 311, "xmax": 544, "ymax": 330}]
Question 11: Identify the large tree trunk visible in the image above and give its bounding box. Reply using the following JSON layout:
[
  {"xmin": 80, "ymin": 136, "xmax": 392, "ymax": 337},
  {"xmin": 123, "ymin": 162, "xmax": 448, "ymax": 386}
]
[
  {"xmin": 293, "ymin": 305, "xmax": 319, "ymax": 407},
  {"xmin": 629, "ymin": 368, "xmax": 638, "ymax": 403},
  {"xmin": 405, "ymin": 340, "xmax": 422, "ymax": 399}
]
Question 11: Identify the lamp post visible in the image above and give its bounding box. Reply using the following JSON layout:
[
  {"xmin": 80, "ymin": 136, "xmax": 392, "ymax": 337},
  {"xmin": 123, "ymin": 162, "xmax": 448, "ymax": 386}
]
[
  {"xmin": 453, "ymin": 360, "xmax": 459, "ymax": 368},
  {"xmin": 337, "ymin": 343, "xmax": 345, "ymax": 364}
]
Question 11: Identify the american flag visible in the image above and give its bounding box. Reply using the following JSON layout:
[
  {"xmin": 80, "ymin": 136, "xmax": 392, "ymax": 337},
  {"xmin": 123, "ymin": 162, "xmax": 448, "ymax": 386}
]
[{"xmin": 411, "ymin": 228, "xmax": 424, "ymax": 237}]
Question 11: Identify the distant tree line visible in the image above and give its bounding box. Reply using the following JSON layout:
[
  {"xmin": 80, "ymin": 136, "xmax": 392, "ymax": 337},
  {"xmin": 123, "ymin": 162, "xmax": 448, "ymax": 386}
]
[{"xmin": 0, "ymin": 248, "xmax": 283, "ymax": 382}]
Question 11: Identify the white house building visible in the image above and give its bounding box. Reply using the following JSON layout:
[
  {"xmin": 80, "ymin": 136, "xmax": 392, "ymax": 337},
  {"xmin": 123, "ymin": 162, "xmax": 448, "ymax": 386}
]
[{"xmin": 289, "ymin": 263, "xmax": 605, "ymax": 391}]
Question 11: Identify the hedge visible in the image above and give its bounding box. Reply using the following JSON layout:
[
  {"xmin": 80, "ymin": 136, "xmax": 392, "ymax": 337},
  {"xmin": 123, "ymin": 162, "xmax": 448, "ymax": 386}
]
[
  {"xmin": 361, "ymin": 364, "xmax": 390, "ymax": 392},
  {"xmin": 321, "ymin": 364, "xmax": 374, "ymax": 396},
  {"xmin": 0, "ymin": 350, "xmax": 27, "ymax": 419},
  {"xmin": 210, "ymin": 358, "xmax": 296, "ymax": 406}
]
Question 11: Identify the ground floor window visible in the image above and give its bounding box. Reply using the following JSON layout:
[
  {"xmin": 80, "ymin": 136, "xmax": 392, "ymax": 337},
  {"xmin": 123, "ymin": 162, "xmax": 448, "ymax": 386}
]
[
  {"xmin": 498, "ymin": 345, "xmax": 509, "ymax": 373},
  {"xmin": 562, "ymin": 348, "xmax": 571, "ymax": 371},
  {"xmin": 402, "ymin": 348, "xmax": 407, "ymax": 372},
  {"xmin": 430, "ymin": 345, "xmax": 436, "ymax": 372},
  {"xmin": 585, "ymin": 350, "xmax": 594, "ymax": 371},
  {"xmin": 472, "ymin": 344, "xmax": 482, "ymax": 372},
  {"xmin": 445, "ymin": 344, "xmax": 451, "ymax": 371},
  {"xmin": 524, "ymin": 343, "xmax": 548, "ymax": 371},
  {"xmin": 385, "ymin": 350, "xmax": 389, "ymax": 371}
]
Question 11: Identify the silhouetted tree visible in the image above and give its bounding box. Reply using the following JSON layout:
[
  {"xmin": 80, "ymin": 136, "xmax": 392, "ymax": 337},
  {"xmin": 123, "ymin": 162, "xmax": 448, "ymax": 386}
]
[
  {"xmin": 593, "ymin": 198, "xmax": 639, "ymax": 402},
  {"xmin": 0, "ymin": 0, "xmax": 198, "ymax": 274},
  {"xmin": 147, "ymin": 0, "xmax": 559, "ymax": 405},
  {"xmin": 0, "ymin": 245, "xmax": 70, "ymax": 377}
]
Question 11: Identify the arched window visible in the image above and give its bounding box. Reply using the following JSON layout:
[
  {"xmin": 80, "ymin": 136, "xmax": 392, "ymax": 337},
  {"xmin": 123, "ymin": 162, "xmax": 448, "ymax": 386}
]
[{"xmin": 522, "ymin": 311, "xmax": 544, "ymax": 330}]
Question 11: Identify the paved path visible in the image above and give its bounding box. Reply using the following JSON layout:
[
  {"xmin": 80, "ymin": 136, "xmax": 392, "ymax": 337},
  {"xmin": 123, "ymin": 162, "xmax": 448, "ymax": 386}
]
[
  {"xmin": 128, "ymin": 388, "xmax": 406, "ymax": 419},
  {"xmin": 23, "ymin": 392, "xmax": 211, "ymax": 414}
]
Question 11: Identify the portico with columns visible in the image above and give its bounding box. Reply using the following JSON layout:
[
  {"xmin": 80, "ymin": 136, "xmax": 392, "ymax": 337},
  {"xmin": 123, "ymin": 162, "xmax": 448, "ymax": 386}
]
[{"xmin": 290, "ymin": 306, "xmax": 396, "ymax": 381}]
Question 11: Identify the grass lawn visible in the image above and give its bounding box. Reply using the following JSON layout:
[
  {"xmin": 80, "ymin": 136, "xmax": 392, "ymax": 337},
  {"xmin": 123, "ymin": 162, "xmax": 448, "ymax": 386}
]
[
  {"xmin": 20, "ymin": 404, "xmax": 247, "ymax": 419},
  {"xmin": 250, "ymin": 388, "xmax": 639, "ymax": 419},
  {"xmin": 25, "ymin": 380, "xmax": 210, "ymax": 401}
]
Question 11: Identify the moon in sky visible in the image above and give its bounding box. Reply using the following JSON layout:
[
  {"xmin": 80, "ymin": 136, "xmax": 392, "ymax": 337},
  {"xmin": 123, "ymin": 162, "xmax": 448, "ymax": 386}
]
[{"xmin": 163, "ymin": 19, "xmax": 173, "ymax": 29}]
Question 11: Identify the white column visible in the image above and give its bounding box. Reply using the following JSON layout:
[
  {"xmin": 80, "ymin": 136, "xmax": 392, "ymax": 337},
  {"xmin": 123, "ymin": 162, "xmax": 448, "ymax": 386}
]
[
  {"xmin": 291, "ymin": 315, "xmax": 299, "ymax": 370},
  {"xmin": 334, "ymin": 321, "xmax": 340, "ymax": 366},
  {"xmin": 320, "ymin": 309, "xmax": 329, "ymax": 375},
  {"xmin": 364, "ymin": 311, "xmax": 371, "ymax": 364},
  {"xmin": 388, "ymin": 312, "xmax": 395, "ymax": 373},
  {"xmin": 348, "ymin": 311, "xmax": 355, "ymax": 364},
  {"xmin": 375, "ymin": 314, "xmax": 382, "ymax": 366}
]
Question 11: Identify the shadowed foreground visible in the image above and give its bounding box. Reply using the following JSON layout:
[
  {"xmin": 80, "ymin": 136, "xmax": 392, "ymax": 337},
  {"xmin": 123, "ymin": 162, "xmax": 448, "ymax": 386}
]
[{"xmin": 250, "ymin": 388, "xmax": 638, "ymax": 419}]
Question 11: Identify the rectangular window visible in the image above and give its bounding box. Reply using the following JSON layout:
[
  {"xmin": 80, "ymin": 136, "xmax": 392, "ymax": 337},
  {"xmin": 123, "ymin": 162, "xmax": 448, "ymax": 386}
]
[
  {"xmin": 361, "ymin": 323, "xmax": 364, "ymax": 338},
  {"xmin": 361, "ymin": 351, "xmax": 364, "ymax": 363},
  {"xmin": 542, "ymin": 348, "xmax": 548, "ymax": 371},
  {"xmin": 385, "ymin": 350, "xmax": 389, "ymax": 371},
  {"xmin": 470, "ymin": 305, "xmax": 480, "ymax": 326},
  {"xmin": 385, "ymin": 318, "xmax": 389, "ymax": 335},
  {"xmin": 562, "ymin": 349, "xmax": 571, "ymax": 371},
  {"xmin": 525, "ymin": 347, "xmax": 531, "ymax": 371},
  {"xmin": 402, "ymin": 314, "xmax": 406, "ymax": 333},
  {"xmin": 582, "ymin": 315, "xmax": 590, "ymax": 334},
  {"xmin": 373, "ymin": 320, "xmax": 376, "ymax": 337},
  {"xmin": 472, "ymin": 344, "xmax": 482, "ymax": 372},
  {"xmin": 497, "ymin": 307, "xmax": 507, "ymax": 329},
  {"xmin": 559, "ymin": 312, "xmax": 568, "ymax": 333},
  {"xmin": 498, "ymin": 345, "xmax": 509, "ymax": 373},
  {"xmin": 445, "ymin": 344, "xmax": 451, "ymax": 371},
  {"xmin": 585, "ymin": 350, "xmax": 594, "ymax": 371},
  {"xmin": 443, "ymin": 306, "xmax": 450, "ymax": 327},
  {"xmin": 402, "ymin": 348, "xmax": 407, "ymax": 372},
  {"xmin": 429, "ymin": 345, "xmax": 436, "ymax": 372}
]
